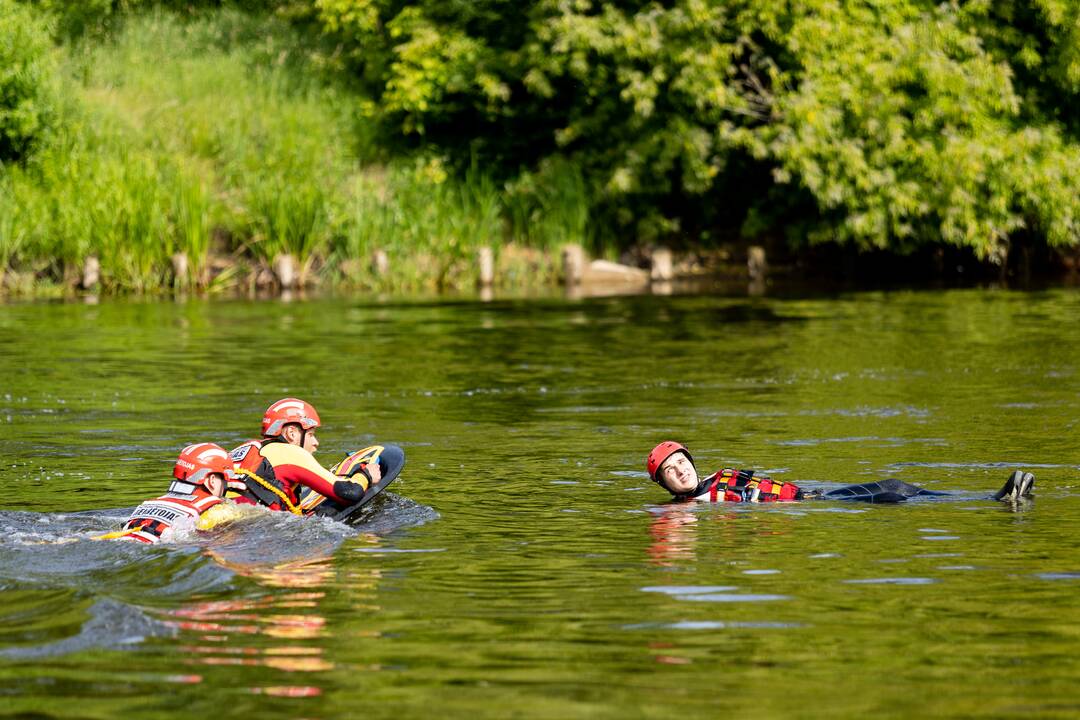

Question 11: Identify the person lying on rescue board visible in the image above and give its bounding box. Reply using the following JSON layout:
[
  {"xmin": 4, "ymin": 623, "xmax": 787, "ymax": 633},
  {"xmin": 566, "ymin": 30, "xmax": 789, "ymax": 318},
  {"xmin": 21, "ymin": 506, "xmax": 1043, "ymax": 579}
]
[
  {"xmin": 646, "ymin": 441, "xmax": 1035, "ymax": 504},
  {"xmin": 98, "ymin": 443, "xmax": 237, "ymax": 544},
  {"xmin": 228, "ymin": 397, "xmax": 380, "ymax": 515}
]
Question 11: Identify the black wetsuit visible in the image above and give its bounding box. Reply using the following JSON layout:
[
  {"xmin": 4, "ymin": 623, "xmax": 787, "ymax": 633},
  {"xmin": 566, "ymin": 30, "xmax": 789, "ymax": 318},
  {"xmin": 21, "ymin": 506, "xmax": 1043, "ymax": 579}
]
[
  {"xmin": 673, "ymin": 469, "xmax": 949, "ymax": 504},
  {"xmin": 816, "ymin": 478, "xmax": 949, "ymax": 503}
]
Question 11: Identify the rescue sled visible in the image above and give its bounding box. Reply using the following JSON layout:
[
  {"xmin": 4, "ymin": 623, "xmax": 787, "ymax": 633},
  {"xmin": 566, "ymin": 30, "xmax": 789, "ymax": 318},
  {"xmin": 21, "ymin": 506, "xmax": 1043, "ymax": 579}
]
[{"xmin": 296, "ymin": 444, "xmax": 406, "ymax": 523}]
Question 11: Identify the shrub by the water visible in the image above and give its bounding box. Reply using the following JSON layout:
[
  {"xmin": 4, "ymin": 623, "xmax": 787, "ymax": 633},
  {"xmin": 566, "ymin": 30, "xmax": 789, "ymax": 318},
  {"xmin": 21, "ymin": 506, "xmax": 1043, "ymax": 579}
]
[
  {"xmin": 0, "ymin": 0, "xmax": 58, "ymax": 163},
  {"xmin": 333, "ymin": 159, "xmax": 507, "ymax": 290},
  {"xmin": 2, "ymin": 101, "xmax": 213, "ymax": 291}
]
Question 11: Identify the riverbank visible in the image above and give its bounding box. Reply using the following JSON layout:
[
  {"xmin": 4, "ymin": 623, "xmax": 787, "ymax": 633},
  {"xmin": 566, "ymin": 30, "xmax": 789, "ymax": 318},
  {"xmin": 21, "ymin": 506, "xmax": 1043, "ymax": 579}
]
[{"xmin": 0, "ymin": 8, "xmax": 585, "ymax": 295}]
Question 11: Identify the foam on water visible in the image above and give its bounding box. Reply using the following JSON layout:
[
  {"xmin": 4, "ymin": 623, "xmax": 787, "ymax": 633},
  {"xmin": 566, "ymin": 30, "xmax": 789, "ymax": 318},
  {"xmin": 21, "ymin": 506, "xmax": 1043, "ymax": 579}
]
[{"xmin": 0, "ymin": 493, "xmax": 437, "ymax": 659}]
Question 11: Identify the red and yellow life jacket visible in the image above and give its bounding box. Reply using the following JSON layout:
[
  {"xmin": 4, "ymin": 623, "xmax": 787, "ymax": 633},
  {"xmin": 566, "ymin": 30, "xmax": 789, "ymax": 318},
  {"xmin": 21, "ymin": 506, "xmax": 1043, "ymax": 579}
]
[
  {"xmin": 227, "ymin": 439, "xmax": 366, "ymax": 514},
  {"xmin": 116, "ymin": 482, "xmax": 224, "ymax": 543},
  {"xmin": 697, "ymin": 469, "xmax": 801, "ymax": 503}
]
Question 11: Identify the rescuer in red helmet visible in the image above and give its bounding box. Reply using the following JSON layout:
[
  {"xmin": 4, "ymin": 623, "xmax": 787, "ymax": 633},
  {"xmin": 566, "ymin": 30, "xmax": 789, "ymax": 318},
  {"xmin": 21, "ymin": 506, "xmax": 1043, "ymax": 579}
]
[
  {"xmin": 109, "ymin": 443, "xmax": 235, "ymax": 544},
  {"xmin": 646, "ymin": 441, "xmax": 1035, "ymax": 504},
  {"xmin": 229, "ymin": 398, "xmax": 380, "ymax": 514}
]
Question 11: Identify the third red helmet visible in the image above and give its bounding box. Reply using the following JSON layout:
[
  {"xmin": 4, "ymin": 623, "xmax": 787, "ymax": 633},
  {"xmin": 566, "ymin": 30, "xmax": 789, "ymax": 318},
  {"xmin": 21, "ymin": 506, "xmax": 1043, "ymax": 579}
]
[
  {"xmin": 262, "ymin": 398, "xmax": 321, "ymax": 437},
  {"xmin": 646, "ymin": 441, "xmax": 693, "ymax": 483},
  {"xmin": 174, "ymin": 443, "xmax": 234, "ymax": 486}
]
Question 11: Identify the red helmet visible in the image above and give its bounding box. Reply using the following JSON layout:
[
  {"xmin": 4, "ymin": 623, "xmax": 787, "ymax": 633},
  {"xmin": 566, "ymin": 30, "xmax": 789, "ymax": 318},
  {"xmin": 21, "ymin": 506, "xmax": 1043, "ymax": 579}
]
[
  {"xmin": 646, "ymin": 441, "xmax": 693, "ymax": 483},
  {"xmin": 173, "ymin": 443, "xmax": 234, "ymax": 486},
  {"xmin": 262, "ymin": 398, "xmax": 321, "ymax": 437}
]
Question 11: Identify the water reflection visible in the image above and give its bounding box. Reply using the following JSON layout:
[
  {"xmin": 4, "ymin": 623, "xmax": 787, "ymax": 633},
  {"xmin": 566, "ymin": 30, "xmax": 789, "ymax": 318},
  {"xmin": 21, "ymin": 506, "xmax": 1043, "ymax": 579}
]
[
  {"xmin": 167, "ymin": 561, "xmax": 332, "ymax": 675},
  {"xmin": 165, "ymin": 544, "xmax": 385, "ymax": 698},
  {"xmin": 646, "ymin": 506, "xmax": 702, "ymax": 567},
  {"xmin": 646, "ymin": 504, "xmax": 799, "ymax": 568},
  {"xmin": 638, "ymin": 506, "xmax": 803, "ymax": 667}
]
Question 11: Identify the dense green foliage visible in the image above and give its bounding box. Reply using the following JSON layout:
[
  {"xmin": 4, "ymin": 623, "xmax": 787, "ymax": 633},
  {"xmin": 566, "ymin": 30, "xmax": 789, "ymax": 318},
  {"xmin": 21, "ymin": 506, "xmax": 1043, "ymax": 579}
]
[
  {"xmin": 1, "ymin": 9, "xmax": 564, "ymax": 292},
  {"xmin": 0, "ymin": 0, "xmax": 57, "ymax": 163},
  {"xmin": 316, "ymin": 0, "xmax": 1080, "ymax": 256}
]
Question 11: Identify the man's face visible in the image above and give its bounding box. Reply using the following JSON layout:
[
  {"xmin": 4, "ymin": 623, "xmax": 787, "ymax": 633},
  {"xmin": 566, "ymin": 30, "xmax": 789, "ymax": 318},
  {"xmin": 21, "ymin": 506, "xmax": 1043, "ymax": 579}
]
[
  {"xmin": 283, "ymin": 424, "xmax": 319, "ymax": 453},
  {"xmin": 659, "ymin": 452, "xmax": 698, "ymax": 493}
]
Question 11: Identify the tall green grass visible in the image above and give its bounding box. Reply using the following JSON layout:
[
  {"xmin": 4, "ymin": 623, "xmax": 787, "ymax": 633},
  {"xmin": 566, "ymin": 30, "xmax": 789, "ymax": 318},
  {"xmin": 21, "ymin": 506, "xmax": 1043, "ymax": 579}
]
[
  {"xmin": 505, "ymin": 157, "xmax": 592, "ymax": 249},
  {"xmin": 0, "ymin": 179, "xmax": 27, "ymax": 276},
  {"xmin": 3, "ymin": 98, "xmax": 212, "ymax": 290},
  {"xmin": 168, "ymin": 158, "xmax": 212, "ymax": 286},
  {"xmin": 334, "ymin": 160, "xmax": 507, "ymax": 290},
  {"xmin": 0, "ymin": 7, "xmax": 594, "ymax": 294}
]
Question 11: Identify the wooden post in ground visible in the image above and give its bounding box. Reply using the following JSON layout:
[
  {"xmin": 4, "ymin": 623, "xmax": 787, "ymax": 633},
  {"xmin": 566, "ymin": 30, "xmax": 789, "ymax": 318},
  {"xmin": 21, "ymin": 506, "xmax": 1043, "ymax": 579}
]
[
  {"xmin": 371, "ymin": 249, "xmax": 390, "ymax": 276},
  {"xmin": 747, "ymin": 246, "xmax": 768, "ymax": 281},
  {"xmin": 272, "ymin": 254, "xmax": 298, "ymax": 290},
  {"xmin": 171, "ymin": 252, "xmax": 189, "ymax": 288},
  {"xmin": 562, "ymin": 244, "xmax": 586, "ymax": 286},
  {"xmin": 477, "ymin": 246, "xmax": 494, "ymax": 288},
  {"xmin": 650, "ymin": 246, "xmax": 674, "ymax": 282},
  {"xmin": 81, "ymin": 255, "xmax": 100, "ymax": 290},
  {"xmin": 747, "ymin": 245, "xmax": 767, "ymax": 296}
]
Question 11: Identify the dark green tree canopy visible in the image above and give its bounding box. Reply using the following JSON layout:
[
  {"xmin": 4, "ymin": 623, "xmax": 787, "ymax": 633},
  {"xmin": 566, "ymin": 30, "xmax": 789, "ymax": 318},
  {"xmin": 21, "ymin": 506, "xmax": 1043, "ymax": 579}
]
[{"xmin": 315, "ymin": 0, "xmax": 1080, "ymax": 254}]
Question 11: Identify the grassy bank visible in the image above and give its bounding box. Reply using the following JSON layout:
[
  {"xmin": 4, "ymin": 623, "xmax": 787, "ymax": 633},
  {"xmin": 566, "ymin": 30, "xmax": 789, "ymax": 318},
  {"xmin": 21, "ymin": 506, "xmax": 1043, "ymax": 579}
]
[{"xmin": 0, "ymin": 8, "xmax": 583, "ymax": 294}]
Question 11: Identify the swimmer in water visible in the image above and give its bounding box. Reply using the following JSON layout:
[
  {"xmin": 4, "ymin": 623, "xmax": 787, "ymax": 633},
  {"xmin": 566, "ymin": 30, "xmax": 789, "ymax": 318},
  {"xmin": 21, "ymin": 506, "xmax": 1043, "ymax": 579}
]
[
  {"xmin": 102, "ymin": 443, "xmax": 235, "ymax": 543},
  {"xmin": 228, "ymin": 398, "xmax": 380, "ymax": 514},
  {"xmin": 646, "ymin": 441, "xmax": 1035, "ymax": 504}
]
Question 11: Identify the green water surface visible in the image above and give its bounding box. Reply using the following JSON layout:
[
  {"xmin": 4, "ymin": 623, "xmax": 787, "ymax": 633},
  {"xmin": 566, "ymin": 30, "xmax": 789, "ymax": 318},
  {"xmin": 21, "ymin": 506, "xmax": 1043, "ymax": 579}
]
[{"xmin": 0, "ymin": 289, "xmax": 1078, "ymax": 719}]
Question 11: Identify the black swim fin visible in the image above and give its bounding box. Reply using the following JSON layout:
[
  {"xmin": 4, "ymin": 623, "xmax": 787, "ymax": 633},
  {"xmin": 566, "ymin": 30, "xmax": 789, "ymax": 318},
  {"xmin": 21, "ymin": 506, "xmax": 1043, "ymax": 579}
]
[{"xmin": 993, "ymin": 470, "xmax": 1035, "ymax": 502}]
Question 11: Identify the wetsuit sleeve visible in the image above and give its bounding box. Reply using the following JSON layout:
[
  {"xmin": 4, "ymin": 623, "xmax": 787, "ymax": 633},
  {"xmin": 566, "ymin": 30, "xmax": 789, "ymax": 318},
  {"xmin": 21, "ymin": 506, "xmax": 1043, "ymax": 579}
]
[
  {"xmin": 261, "ymin": 443, "xmax": 369, "ymax": 503},
  {"xmin": 333, "ymin": 480, "xmax": 366, "ymax": 503}
]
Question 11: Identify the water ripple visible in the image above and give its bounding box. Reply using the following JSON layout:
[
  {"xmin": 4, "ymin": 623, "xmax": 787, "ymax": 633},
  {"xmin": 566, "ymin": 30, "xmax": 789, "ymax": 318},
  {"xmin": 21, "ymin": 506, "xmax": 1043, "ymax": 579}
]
[
  {"xmin": 623, "ymin": 620, "xmax": 803, "ymax": 630},
  {"xmin": 641, "ymin": 586, "xmax": 738, "ymax": 595},
  {"xmin": 677, "ymin": 593, "xmax": 791, "ymax": 602},
  {"xmin": 0, "ymin": 598, "xmax": 172, "ymax": 659},
  {"xmin": 843, "ymin": 577, "xmax": 937, "ymax": 585}
]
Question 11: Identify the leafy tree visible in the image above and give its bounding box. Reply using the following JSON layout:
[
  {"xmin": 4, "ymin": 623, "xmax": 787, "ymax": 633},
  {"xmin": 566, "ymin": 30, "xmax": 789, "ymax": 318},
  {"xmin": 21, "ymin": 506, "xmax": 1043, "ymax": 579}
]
[
  {"xmin": 313, "ymin": 0, "xmax": 1080, "ymax": 256},
  {"xmin": 960, "ymin": 0, "xmax": 1080, "ymax": 133},
  {"xmin": 742, "ymin": 0, "xmax": 1080, "ymax": 255}
]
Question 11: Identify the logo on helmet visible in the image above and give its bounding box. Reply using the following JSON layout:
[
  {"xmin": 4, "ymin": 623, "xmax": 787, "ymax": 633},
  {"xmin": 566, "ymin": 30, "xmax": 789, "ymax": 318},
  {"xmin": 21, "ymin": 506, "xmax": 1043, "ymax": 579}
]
[{"xmin": 268, "ymin": 399, "xmax": 305, "ymax": 414}]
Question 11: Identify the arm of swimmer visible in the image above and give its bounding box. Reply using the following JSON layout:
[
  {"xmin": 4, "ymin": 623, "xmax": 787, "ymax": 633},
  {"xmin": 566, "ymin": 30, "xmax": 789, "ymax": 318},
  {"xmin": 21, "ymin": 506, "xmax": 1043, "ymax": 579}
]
[
  {"xmin": 261, "ymin": 443, "xmax": 369, "ymax": 503},
  {"xmin": 195, "ymin": 502, "xmax": 256, "ymax": 531}
]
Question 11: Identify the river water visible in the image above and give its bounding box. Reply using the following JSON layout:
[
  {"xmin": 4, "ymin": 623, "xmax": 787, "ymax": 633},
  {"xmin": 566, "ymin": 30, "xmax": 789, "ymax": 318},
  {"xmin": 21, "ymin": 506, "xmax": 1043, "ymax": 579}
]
[{"xmin": 1, "ymin": 288, "xmax": 1078, "ymax": 718}]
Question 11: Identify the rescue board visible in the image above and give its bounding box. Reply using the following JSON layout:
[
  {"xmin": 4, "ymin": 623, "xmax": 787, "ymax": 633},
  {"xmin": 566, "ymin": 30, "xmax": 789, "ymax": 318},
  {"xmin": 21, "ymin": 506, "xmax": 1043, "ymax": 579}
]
[{"xmin": 296, "ymin": 444, "xmax": 406, "ymax": 524}]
